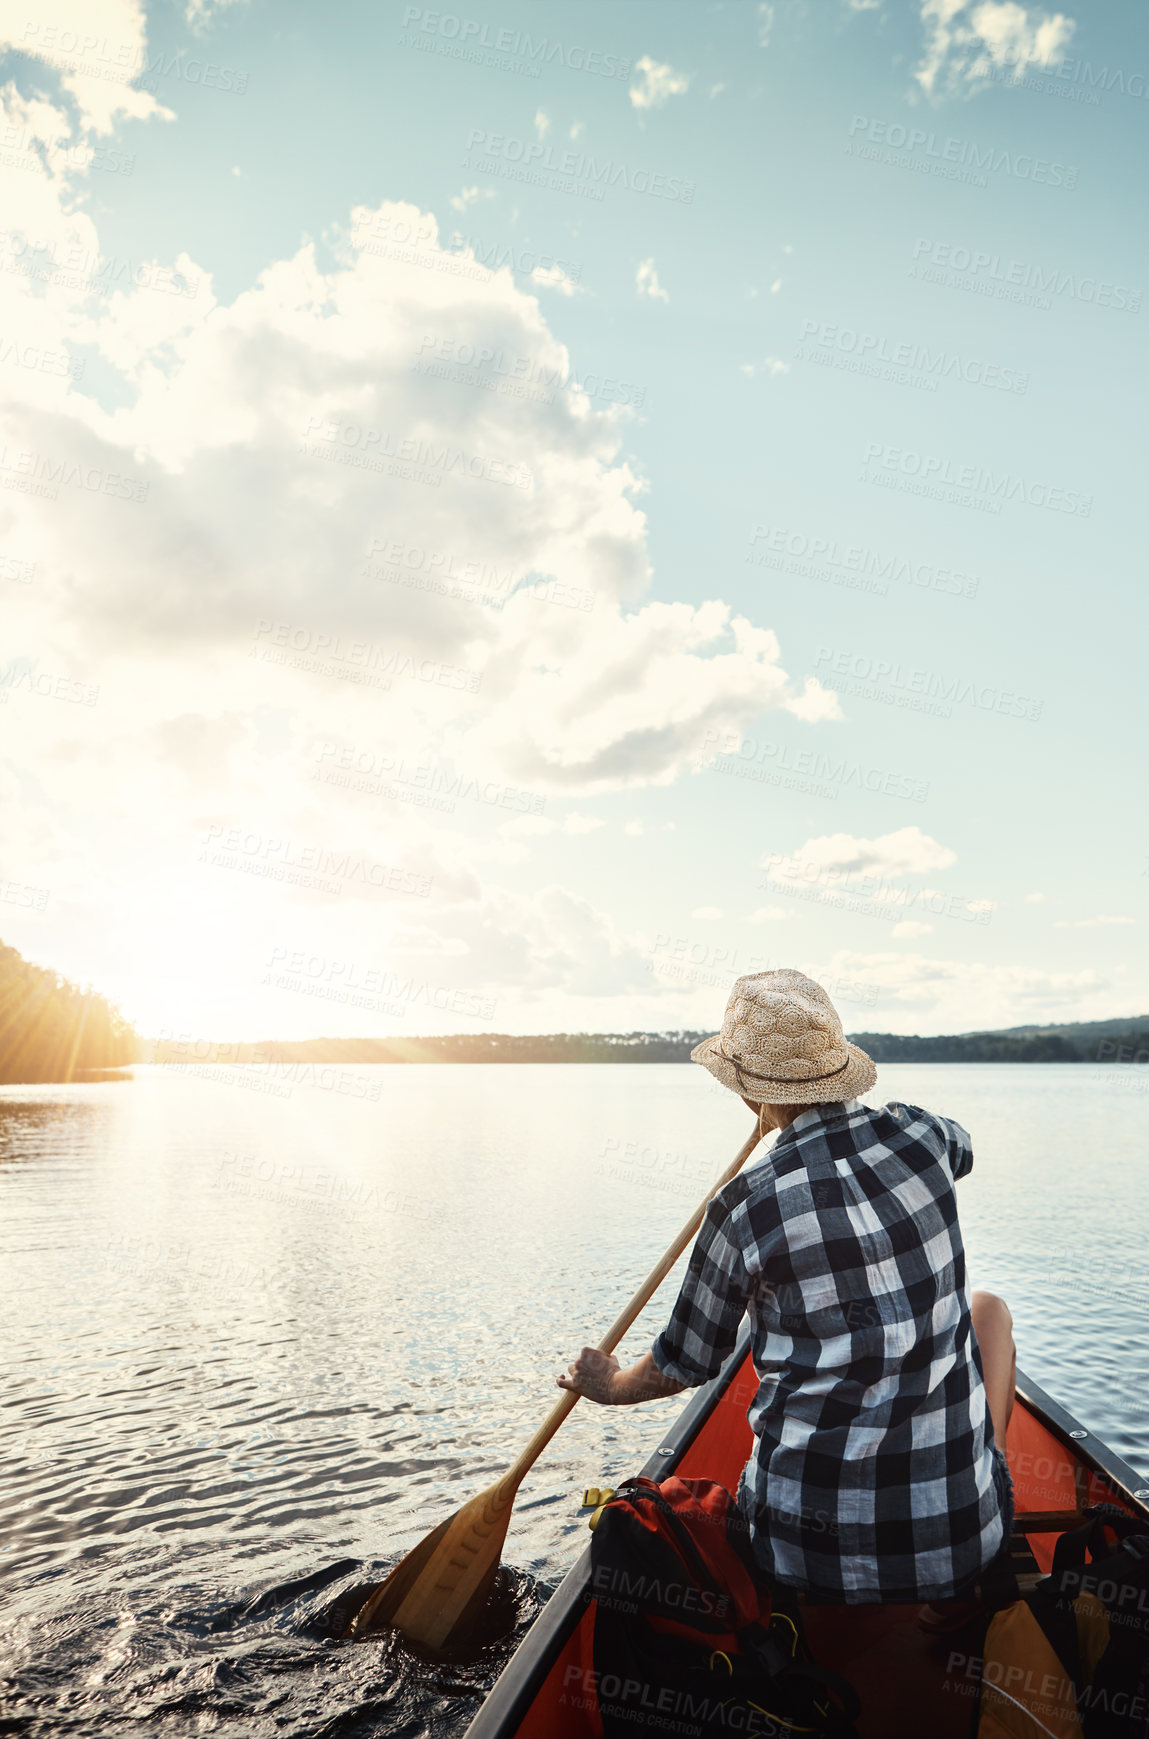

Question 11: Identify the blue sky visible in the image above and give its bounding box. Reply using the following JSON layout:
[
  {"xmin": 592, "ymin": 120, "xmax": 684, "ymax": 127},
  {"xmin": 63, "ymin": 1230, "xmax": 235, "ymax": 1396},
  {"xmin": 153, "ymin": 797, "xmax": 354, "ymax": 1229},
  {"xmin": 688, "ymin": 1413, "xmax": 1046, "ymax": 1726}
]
[{"xmin": 0, "ymin": 0, "xmax": 1145, "ymax": 1039}]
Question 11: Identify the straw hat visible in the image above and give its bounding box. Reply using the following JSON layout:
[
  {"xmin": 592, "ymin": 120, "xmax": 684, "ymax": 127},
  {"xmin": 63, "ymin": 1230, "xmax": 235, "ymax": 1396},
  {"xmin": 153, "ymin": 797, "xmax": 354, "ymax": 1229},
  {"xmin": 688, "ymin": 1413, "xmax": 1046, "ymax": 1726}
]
[{"xmin": 692, "ymin": 968, "xmax": 876, "ymax": 1105}]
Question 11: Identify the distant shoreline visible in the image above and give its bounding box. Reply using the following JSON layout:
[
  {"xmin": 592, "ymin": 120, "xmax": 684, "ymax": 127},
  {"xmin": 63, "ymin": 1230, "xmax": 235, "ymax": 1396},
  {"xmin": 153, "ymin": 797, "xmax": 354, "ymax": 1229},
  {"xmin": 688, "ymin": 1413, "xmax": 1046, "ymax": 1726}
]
[{"xmin": 138, "ymin": 1017, "xmax": 1149, "ymax": 1068}]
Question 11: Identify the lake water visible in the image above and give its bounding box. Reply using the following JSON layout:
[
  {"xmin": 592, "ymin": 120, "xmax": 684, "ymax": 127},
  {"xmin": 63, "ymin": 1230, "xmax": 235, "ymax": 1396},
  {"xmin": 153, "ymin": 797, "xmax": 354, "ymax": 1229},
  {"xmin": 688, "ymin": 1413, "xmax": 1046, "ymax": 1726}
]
[{"xmin": 1, "ymin": 1063, "xmax": 1147, "ymax": 1736}]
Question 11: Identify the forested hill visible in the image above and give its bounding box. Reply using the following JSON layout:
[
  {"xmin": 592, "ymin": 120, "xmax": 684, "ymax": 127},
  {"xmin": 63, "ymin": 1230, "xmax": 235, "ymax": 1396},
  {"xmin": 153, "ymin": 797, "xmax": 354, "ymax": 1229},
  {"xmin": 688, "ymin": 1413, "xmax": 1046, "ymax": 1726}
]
[
  {"xmin": 847, "ymin": 1020, "xmax": 1149, "ymax": 1063},
  {"xmin": 0, "ymin": 939, "xmax": 136, "ymax": 1083},
  {"xmin": 143, "ymin": 1017, "xmax": 1149, "ymax": 1067}
]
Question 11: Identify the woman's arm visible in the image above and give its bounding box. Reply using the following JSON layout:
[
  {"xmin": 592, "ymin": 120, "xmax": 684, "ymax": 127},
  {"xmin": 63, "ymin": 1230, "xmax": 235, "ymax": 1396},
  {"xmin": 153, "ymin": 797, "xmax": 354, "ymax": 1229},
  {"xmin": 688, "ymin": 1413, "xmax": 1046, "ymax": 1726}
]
[{"xmin": 557, "ymin": 1346, "xmax": 686, "ymax": 1405}]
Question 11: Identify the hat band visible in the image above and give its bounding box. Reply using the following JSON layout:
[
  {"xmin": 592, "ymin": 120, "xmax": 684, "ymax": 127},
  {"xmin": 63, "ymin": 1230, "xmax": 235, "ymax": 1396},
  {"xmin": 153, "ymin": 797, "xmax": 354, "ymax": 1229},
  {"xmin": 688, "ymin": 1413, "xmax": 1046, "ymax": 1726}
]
[{"xmin": 717, "ymin": 1043, "xmax": 850, "ymax": 1089}]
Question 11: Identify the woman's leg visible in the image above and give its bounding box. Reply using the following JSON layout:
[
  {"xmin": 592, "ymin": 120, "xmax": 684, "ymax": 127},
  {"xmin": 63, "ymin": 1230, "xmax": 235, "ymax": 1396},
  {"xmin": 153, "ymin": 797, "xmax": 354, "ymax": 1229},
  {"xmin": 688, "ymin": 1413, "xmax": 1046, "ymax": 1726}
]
[{"xmin": 971, "ymin": 1289, "xmax": 1016, "ymax": 1446}]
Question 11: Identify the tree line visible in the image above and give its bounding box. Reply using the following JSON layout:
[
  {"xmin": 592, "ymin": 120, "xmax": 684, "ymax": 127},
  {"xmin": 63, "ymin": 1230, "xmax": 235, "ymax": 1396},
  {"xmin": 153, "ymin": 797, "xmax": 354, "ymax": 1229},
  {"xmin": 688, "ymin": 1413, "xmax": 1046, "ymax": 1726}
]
[{"xmin": 0, "ymin": 939, "xmax": 136, "ymax": 1084}]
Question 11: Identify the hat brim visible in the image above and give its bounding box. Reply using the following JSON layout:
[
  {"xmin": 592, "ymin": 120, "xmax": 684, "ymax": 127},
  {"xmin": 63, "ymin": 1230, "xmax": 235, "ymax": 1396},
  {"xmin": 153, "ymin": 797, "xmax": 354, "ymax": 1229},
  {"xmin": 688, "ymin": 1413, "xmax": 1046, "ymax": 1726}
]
[{"xmin": 690, "ymin": 1034, "xmax": 877, "ymax": 1104}]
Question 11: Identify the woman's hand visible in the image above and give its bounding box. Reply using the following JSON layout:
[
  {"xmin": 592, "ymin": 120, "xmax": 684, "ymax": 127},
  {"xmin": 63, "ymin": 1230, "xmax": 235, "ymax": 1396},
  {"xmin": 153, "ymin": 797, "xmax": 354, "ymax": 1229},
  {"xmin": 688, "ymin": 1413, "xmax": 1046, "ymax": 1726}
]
[
  {"xmin": 557, "ymin": 1347, "xmax": 620, "ymax": 1404},
  {"xmin": 557, "ymin": 1349, "xmax": 685, "ymax": 1405}
]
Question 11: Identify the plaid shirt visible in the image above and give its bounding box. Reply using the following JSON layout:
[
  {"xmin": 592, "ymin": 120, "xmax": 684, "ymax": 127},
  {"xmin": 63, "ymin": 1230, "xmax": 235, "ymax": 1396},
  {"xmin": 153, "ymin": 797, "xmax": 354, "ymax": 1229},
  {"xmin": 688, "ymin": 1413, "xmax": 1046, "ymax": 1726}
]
[{"xmin": 651, "ymin": 1098, "xmax": 1005, "ymax": 1603}]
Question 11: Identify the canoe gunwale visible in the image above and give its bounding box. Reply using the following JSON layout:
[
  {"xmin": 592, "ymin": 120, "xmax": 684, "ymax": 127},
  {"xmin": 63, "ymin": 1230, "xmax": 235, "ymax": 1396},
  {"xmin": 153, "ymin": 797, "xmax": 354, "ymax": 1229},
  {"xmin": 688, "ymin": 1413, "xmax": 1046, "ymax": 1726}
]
[
  {"xmin": 1014, "ymin": 1367, "xmax": 1149, "ymax": 1520},
  {"xmin": 462, "ymin": 1326, "xmax": 753, "ymax": 1739}
]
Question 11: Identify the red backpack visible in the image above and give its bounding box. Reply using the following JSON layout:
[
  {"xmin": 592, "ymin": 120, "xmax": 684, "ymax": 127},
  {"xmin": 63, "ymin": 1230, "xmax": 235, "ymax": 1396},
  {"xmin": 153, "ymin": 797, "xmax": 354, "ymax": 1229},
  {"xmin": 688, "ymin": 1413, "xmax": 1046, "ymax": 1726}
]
[{"xmin": 588, "ymin": 1476, "xmax": 860, "ymax": 1738}]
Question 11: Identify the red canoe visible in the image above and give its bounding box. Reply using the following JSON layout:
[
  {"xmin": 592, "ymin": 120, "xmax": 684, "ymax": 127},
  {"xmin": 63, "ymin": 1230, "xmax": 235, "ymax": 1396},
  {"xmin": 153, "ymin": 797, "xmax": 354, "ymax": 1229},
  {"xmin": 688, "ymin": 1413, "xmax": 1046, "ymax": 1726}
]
[{"xmin": 465, "ymin": 1331, "xmax": 1149, "ymax": 1739}]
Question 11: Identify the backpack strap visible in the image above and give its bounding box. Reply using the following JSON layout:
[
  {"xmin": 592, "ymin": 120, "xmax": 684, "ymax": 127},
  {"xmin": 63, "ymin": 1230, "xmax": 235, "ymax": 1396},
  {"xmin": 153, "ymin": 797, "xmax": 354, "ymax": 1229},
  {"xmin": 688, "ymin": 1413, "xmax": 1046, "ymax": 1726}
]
[
  {"xmin": 751, "ymin": 1654, "xmax": 863, "ymax": 1734},
  {"xmin": 628, "ymin": 1483, "xmax": 720, "ymax": 1593},
  {"xmin": 1052, "ymin": 1505, "xmax": 1148, "ymax": 1578}
]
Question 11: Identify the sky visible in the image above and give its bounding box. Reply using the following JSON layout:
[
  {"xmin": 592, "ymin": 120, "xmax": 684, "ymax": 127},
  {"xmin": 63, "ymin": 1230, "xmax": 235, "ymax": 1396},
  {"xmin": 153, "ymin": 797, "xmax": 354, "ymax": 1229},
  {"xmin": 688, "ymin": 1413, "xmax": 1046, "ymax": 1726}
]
[{"xmin": 0, "ymin": 0, "xmax": 1146, "ymax": 1043}]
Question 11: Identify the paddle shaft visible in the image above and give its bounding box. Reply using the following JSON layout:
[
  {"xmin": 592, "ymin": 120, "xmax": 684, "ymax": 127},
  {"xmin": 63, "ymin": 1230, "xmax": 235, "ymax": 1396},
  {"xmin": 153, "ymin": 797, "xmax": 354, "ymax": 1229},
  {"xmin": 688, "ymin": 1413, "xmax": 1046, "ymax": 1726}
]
[{"xmin": 503, "ymin": 1118, "xmax": 762, "ymax": 1489}]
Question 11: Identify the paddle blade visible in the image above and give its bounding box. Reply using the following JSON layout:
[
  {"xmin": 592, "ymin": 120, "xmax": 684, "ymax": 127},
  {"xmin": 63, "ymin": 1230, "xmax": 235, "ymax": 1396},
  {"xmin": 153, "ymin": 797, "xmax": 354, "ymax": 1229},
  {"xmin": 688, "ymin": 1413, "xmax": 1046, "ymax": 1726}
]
[{"xmin": 344, "ymin": 1477, "xmax": 517, "ymax": 1650}]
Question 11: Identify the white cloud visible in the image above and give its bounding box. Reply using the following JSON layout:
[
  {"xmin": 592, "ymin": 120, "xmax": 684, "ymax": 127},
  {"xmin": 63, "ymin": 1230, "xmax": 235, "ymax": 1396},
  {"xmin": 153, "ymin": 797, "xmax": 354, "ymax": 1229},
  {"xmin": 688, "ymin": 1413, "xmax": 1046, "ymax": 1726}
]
[
  {"xmin": 770, "ymin": 278, "xmax": 783, "ymax": 294},
  {"xmin": 766, "ymin": 826, "xmax": 956, "ymax": 883},
  {"xmin": 757, "ymin": 4, "xmax": 776, "ymax": 47},
  {"xmin": 783, "ymin": 676, "xmax": 840, "ymax": 722},
  {"xmin": 692, "ymin": 906, "xmax": 723, "ymax": 921},
  {"xmin": 636, "ymin": 258, "xmax": 670, "ymax": 302},
  {"xmin": 1053, "ymin": 916, "xmax": 1137, "ymax": 929},
  {"xmin": 914, "ymin": 1, "xmax": 1076, "ymax": 97},
  {"xmin": 892, "ymin": 921, "xmax": 934, "ymax": 938},
  {"xmin": 741, "ymin": 357, "xmax": 790, "ymax": 379},
  {"xmin": 185, "ymin": 0, "xmax": 248, "ymax": 28},
  {"xmin": 531, "ymin": 263, "xmax": 582, "ymax": 297},
  {"xmin": 1, "ymin": 0, "xmax": 173, "ymax": 133},
  {"xmin": 469, "ymin": 605, "xmax": 840, "ymax": 792},
  {"xmin": 0, "ymin": 137, "xmax": 847, "ymax": 1031},
  {"xmin": 624, "ymin": 820, "xmax": 644, "ymax": 837},
  {"xmin": 534, "ymin": 109, "xmax": 550, "ymax": 139},
  {"xmin": 449, "ymin": 185, "xmax": 495, "ymax": 213},
  {"xmin": 629, "ymin": 56, "xmax": 690, "ymax": 110},
  {"xmin": 1024, "ymin": 892, "xmax": 1046, "ymax": 903},
  {"xmin": 562, "ymin": 813, "xmax": 606, "ymax": 835},
  {"xmin": 709, "ymin": 82, "xmax": 726, "ymax": 98},
  {"xmin": 825, "ymin": 949, "xmax": 1112, "ymax": 1033},
  {"xmin": 569, "ymin": 121, "xmax": 583, "ymax": 140},
  {"xmin": 747, "ymin": 907, "xmax": 786, "ymax": 923}
]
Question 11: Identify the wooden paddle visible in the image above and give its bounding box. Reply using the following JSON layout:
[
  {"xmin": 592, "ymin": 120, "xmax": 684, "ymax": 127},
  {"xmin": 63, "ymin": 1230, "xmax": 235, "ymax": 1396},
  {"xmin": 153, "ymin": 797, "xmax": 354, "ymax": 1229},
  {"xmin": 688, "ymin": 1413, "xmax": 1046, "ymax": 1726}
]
[{"xmin": 344, "ymin": 1117, "xmax": 763, "ymax": 1650}]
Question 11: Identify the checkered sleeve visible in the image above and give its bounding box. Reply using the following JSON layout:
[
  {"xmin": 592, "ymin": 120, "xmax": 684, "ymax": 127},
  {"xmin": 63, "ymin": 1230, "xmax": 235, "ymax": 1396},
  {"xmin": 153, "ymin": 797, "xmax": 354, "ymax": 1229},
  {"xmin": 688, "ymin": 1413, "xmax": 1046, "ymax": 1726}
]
[
  {"xmin": 650, "ymin": 1193, "xmax": 753, "ymax": 1387},
  {"xmin": 937, "ymin": 1114, "xmax": 974, "ymax": 1180}
]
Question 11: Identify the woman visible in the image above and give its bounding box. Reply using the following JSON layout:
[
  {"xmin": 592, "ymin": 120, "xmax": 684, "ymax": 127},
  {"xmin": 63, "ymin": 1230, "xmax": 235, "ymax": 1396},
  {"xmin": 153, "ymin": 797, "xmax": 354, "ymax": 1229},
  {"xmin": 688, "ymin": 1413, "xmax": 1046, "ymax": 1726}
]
[{"xmin": 559, "ymin": 968, "xmax": 1016, "ymax": 1628}]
